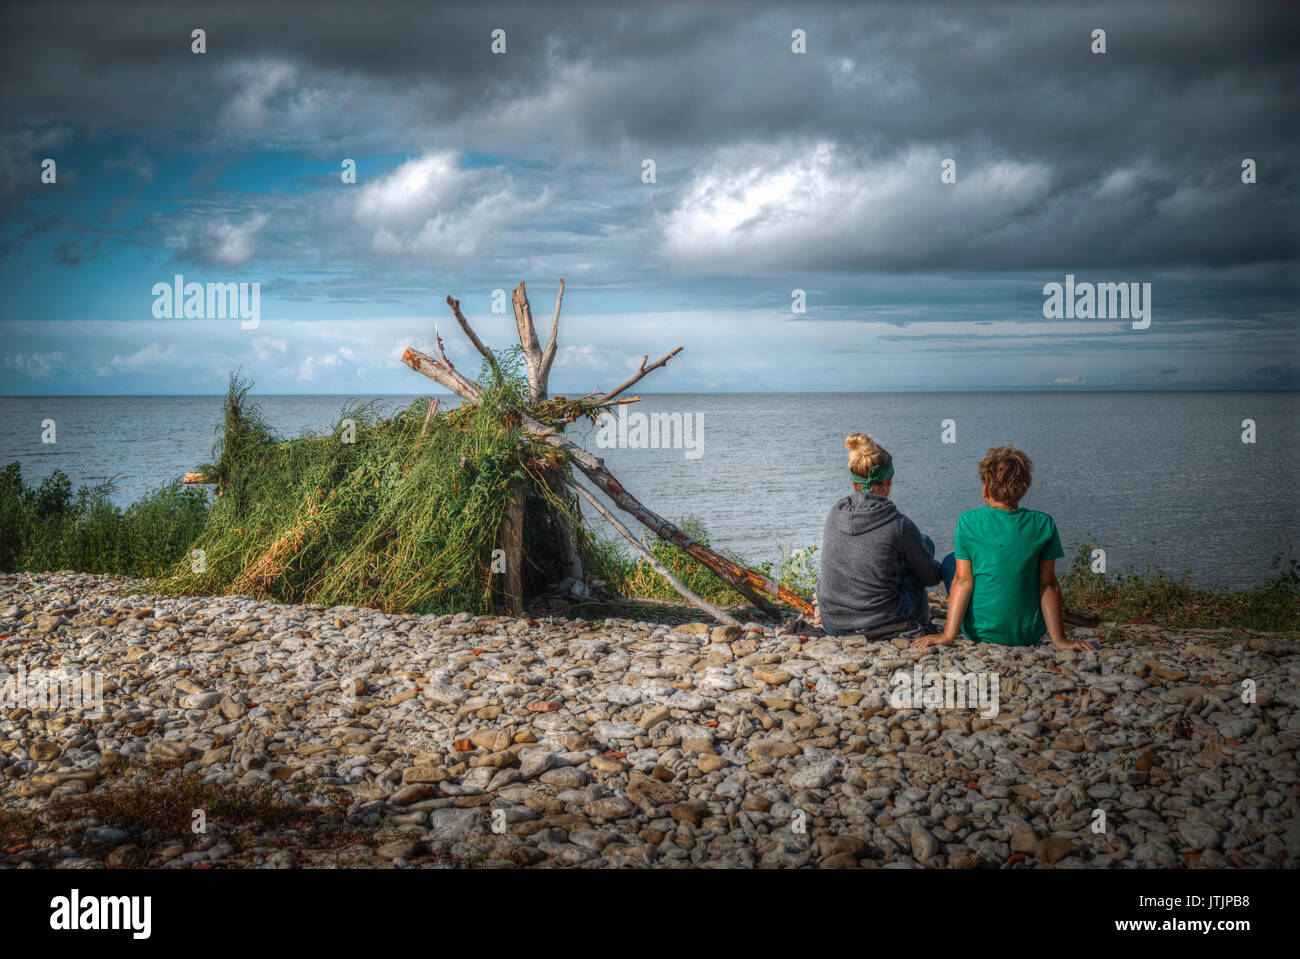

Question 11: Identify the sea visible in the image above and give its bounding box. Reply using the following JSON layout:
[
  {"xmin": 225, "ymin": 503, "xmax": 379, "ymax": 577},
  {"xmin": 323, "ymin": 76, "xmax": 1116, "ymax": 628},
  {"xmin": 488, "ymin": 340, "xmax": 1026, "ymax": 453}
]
[{"xmin": 1, "ymin": 391, "xmax": 1295, "ymax": 590}]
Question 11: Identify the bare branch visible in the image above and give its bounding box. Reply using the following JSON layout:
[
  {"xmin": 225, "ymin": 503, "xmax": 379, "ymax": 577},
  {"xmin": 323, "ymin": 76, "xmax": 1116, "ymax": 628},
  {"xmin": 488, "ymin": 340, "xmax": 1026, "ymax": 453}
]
[
  {"xmin": 568, "ymin": 480, "xmax": 740, "ymax": 626},
  {"xmin": 447, "ymin": 295, "xmax": 502, "ymax": 381},
  {"xmin": 401, "ymin": 335, "xmax": 481, "ymax": 403},
  {"xmin": 538, "ymin": 278, "xmax": 564, "ymax": 389},
  {"xmin": 590, "ymin": 395, "xmax": 641, "ymax": 409},
  {"xmin": 434, "ymin": 326, "xmax": 483, "ymax": 397},
  {"xmin": 433, "ymin": 327, "xmax": 453, "ymax": 367},
  {"xmin": 420, "ymin": 398, "xmax": 441, "ymax": 436},
  {"xmin": 595, "ymin": 347, "xmax": 684, "ymax": 405},
  {"xmin": 512, "ymin": 281, "xmax": 540, "ymax": 355},
  {"xmin": 590, "ymin": 395, "xmax": 639, "ymax": 408},
  {"xmin": 530, "ymin": 396, "xmax": 641, "ymax": 439}
]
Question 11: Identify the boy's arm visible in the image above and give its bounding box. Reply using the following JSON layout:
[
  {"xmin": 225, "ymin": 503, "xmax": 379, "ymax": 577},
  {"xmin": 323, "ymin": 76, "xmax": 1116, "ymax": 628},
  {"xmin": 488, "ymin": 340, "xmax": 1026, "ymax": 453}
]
[
  {"xmin": 911, "ymin": 558, "xmax": 972, "ymax": 647},
  {"xmin": 1039, "ymin": 559, "xmax": 1094, "ymax": 651}
]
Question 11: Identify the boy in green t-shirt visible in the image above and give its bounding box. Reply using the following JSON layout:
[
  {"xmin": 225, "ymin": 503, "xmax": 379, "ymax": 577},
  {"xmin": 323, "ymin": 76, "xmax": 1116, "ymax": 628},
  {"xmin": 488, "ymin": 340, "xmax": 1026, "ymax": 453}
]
[{"xmin": 912, "ymin": 445, "xmax": 1094, "ymax": 651}]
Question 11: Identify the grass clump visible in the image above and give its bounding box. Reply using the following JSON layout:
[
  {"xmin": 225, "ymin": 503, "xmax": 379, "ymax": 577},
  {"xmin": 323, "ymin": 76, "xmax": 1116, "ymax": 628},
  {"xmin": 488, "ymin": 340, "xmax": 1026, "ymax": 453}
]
[
  {"xmin": 1061, "ymin": 538, "xmax": 1300, "ymax": 633},
  {"xmin": 153, "ymin": 359, "xmax": 588, "ymax": 615},
  {"xmin": 0, "ymin": 462, "xmax": 210, "ymax": 576}
]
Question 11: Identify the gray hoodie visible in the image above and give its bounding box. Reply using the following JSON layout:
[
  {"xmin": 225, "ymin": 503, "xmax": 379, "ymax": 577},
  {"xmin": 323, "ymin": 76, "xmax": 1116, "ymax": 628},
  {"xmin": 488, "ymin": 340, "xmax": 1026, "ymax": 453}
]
[{"xmin": 815, "ymin": 491, "xmax": 942, "ymax": 633}]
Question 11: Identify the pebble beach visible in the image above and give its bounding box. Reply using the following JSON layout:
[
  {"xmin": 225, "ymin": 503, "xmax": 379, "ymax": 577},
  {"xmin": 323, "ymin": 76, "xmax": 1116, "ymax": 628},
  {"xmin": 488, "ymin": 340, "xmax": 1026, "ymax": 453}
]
[{"xmin": 2, "ymin": 572, "xmax": 1296, "ymax": 869}]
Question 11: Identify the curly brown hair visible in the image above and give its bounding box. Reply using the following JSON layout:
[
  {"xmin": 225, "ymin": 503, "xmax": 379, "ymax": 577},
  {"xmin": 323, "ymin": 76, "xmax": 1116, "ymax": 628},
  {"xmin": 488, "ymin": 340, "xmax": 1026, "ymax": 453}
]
[{"xmin": 978, "ymin": 445, "xmax": 1033, "ymax": 505}]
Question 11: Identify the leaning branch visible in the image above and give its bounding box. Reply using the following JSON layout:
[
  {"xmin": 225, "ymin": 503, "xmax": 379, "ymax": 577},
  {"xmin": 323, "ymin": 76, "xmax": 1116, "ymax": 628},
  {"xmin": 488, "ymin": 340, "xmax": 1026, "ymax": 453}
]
[
  {"xmin": 569, "ymin": 480, "xmax": 741, "ymax": 627},
  {"xmin": 401, "ymin": 337, "xmax": 481, "ymax": 403},
  {"xmin": 596, "ymin": 347, "xmax": 683, "ymax": 405},
  {"xmin": 537, "ymin": 279, "xmax": 564, "ymax": 390},
  {"xmin": 525, "ymin": 413, "xmax": 811, "ymax": 617},
  {"xmin": 446, "ymin": 296, "xmax": 502, "ymax": 382}
]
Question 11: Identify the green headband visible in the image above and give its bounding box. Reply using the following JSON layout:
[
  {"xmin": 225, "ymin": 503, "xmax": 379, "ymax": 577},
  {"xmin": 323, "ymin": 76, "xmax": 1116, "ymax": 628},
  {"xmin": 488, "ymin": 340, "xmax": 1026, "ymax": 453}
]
[{"xmin": 850, "ymin": 460, "xmax": 893, "ymax": 487}]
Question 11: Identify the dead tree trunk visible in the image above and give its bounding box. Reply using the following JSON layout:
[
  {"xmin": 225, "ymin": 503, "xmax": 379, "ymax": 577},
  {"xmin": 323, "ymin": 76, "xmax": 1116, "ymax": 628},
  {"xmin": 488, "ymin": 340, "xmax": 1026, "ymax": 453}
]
[
  {"xmin": 511, "ymin": 280, "xmax": 563, "ymax": 400},
  {"xmin": 501, "ymin": 480, "xmax": 525, "ymax": 616}
]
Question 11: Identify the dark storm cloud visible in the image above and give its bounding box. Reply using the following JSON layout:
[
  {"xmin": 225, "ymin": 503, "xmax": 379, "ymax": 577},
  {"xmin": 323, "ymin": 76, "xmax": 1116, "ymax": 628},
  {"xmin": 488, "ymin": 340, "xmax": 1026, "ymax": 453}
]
[{"xmin": 0, "ymin": 0, "xmax": 1296, "ymax": 275}]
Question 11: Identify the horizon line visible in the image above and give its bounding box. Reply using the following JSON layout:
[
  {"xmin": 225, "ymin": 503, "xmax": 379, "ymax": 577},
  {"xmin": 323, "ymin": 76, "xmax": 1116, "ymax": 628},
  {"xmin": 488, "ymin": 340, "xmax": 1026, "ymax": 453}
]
[{"xmin": 2, "ymin": 386, "xmax": 1296, "ymax": 399}]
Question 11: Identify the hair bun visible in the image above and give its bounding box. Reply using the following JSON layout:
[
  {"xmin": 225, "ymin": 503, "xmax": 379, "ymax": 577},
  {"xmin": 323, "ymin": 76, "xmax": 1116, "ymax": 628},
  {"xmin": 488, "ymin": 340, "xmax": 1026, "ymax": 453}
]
[
  {"xmin": 845, "ymin": 432, "xmax": 875, "ymax": 454},
  {"xmin": 845, "ymin": 432, "xmax": 890, "ymax": 487}
]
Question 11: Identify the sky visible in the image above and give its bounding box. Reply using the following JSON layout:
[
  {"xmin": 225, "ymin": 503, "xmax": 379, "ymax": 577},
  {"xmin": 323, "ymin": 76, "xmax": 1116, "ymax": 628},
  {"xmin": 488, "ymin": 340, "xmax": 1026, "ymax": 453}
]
[{"xmin": 0, "ymin": 0, "xmax": 1296, "ymax": 395}]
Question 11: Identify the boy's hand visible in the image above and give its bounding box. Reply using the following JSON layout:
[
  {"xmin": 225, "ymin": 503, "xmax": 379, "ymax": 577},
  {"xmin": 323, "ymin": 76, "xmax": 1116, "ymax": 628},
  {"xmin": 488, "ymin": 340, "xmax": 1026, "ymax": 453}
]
[
  {"xmin": 1052, "ymin": 636, "xmax": 1096, "ymax": 651},
  {"xmin": 910, "ymin": 633, "xmax": 954, "ymax": 648}
]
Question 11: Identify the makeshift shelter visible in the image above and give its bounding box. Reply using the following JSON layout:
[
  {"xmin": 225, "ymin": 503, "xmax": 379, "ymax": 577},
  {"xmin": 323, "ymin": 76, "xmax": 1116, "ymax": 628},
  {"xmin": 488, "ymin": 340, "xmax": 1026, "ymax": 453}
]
[{"xmin": 167, "ymin": 281, "xmax": 814, "ymax": 625}]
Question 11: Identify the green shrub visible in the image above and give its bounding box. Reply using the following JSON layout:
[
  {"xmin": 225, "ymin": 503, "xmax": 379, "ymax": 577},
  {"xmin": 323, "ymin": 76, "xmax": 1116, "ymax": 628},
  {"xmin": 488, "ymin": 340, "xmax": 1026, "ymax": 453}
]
[
  {"xmin": 1061, "ymin": 537, "xmax": 1299, "ymax": 632},
  {"xmin": 0, "ymin": 462, "xmax": 210, "ymax": 576},
  {"xmin": 153, "ymin": 364, "xmax": 587, "ymax": 614}
]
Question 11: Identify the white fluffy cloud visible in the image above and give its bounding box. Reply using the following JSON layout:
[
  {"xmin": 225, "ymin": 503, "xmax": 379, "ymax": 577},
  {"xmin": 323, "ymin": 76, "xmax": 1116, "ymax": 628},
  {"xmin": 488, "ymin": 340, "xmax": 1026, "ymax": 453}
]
[
  {"xmin": 658, "ymin": 141, "xmax": 1051, "ymax": 271},
  {"xmin": 351, "ymin": 151, "xmax": 549, "ymax": 260},
  {"xmin": 173, "ymin": 211, "xmax": 270, "ymax": 268}
]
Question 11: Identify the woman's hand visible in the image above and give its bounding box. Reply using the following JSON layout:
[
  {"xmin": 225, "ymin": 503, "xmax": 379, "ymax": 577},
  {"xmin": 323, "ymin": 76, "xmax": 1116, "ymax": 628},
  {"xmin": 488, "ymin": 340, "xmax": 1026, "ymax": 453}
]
[{"xmin": 910, "ymin": 633, "xmax": 954, "ymax": 648}]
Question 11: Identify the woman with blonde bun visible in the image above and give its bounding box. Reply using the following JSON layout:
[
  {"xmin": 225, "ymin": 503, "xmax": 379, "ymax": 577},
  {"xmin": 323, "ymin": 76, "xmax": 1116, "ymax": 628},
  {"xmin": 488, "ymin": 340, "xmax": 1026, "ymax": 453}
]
[{"xmin": 815, "ymin": 433, "xmax": 943, "ymax": 635}]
